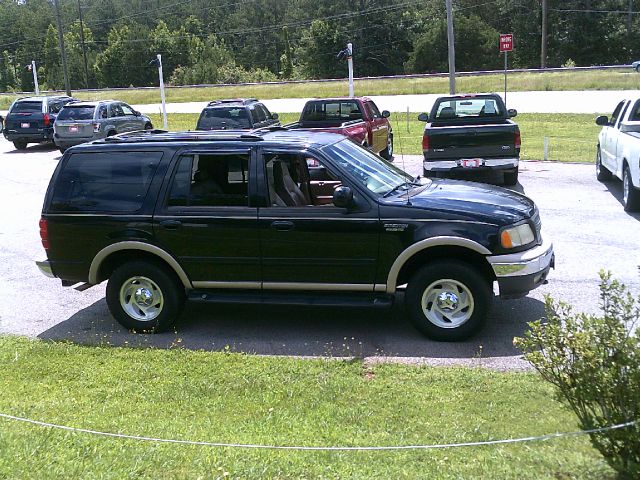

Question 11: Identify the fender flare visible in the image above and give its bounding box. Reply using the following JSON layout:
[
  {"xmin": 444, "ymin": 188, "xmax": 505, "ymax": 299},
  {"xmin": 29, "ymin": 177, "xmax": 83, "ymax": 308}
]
[
  {"xmin": 385, "ymin": 236, "xmax": 491, "ymax": 294},
  {"xmin": 88, "ymin": 241, "xmax": 192, "ymax": 288}
]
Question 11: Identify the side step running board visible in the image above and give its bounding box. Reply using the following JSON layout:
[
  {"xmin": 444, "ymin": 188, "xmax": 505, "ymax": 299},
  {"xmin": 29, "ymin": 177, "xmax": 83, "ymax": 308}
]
[{"xmin": 188, "ymin": 290, "xmax": 394, "ymax": 308}]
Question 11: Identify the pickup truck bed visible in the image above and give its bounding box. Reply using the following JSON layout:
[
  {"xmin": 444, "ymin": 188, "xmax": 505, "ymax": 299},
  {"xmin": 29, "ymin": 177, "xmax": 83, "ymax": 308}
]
[{"xmin": 419, "ymin": 93, "xmax": 521, "ymax": 185}]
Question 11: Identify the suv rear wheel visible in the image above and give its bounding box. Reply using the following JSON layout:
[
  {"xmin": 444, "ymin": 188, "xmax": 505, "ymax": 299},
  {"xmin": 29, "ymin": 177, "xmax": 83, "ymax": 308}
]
[
  {"xmin": 381, "ymin": 133, "xmax": 394, "ymax": 160},
  {"xmin": 405, "ymin": 260, "xmax": 492, "ymax": 341},
  {"xmin": 13, "ymin": 141, "xmax": 27, "ymax": 150},
  {"xmin": 106, "ymin": 260, "xmax": 185, "ymax": 332},
  {"xmin": 596, "ymin": 146, "xmax": 612, "ymax": 181},
  {"xmin": 623, "ymin": 164, "xmax": 640, "ymax": 212}
]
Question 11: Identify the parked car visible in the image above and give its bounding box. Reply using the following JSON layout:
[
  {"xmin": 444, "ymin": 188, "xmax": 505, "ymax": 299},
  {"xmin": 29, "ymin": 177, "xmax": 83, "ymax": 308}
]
[
  {"xmin": 195, "ymin": 98, "xmax": 279, "ymax": 131},
  {"xmin": 631, "ymin": 60, "xmax": 640, "ymax": 72},
  {"xmin": 418, "ymin": 93, "xmax": 521, "ymax": 185},
  {"xmin": 3, "ymin": 95, "xmax": 76, "ymax": 150},
  {"xmin": 36, "ymin": 129, "xmax": 553, "ymax": 341},
  {"xmin": 286, "ymin": 97, "xmax": 394, "ymax": 160},
  {"xmin": 54, "ymin": 100, "xmax": 153, "ymax": 153},
  {"xmin": 595, "ymin": 98, "xmax": 640, "ymax": 211},
  {"xmin": 0, "ymin": 114, "xmax": 3, "ymax": 134}
]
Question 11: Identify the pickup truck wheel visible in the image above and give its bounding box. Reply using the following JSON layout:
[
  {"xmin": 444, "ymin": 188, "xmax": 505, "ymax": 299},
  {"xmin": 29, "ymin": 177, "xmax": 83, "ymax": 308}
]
[
  {"xmin": 381, "ymin": 133, "xmax": 394, "ymax": 160},
  {"xmin": 106, "ymin": 260, "xmax": 185, "ymax": 332},
  {"xmin": 13, "ymin": 141, "xmax": 27, "ymax": 150},
  {"xmin": 623, "ymin": 165, "xmax": 640, "ymax": 212},
  {"xmin": 503, "ymin": 169, "xmax": 519, "ymax": 186},
  {"xmin": 596, "ymin": 147, "xmax": 612, "ymax": 181},
  {"xmin": 405, "ymin": 260, "xmax": 492, "ymax": 341}
]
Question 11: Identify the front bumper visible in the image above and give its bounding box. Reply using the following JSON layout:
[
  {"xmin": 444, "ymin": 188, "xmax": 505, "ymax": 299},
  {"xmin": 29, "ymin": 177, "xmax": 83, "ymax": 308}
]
[
  {"xmin": 423, "ymin": 157, "xmax": 519, "ymax": 172},
  {"xmin": 487, "ymin": 237, "xmax": 554, "ymax": 299}
]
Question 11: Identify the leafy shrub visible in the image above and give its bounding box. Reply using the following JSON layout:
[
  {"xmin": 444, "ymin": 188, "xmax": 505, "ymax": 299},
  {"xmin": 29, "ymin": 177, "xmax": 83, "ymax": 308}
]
[
  {"xmin": 515, "ymin": 271, "xmax": 639, "ymax": 478},
  {"xmin": 562, "ymin": 58, "xmax": 576, "ymax": 68}
]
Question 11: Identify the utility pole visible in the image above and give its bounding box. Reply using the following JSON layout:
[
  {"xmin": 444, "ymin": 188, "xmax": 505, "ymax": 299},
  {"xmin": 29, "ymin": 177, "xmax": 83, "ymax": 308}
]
[
  {"xmin": 541, "ymin": 0, "xmax": 548, "ymax": 68},
  {"xmin": 347, "ymin": 43, "xmax": 354, "ymax": 97},
  {"xmin": 77, "ymin": 0, "xmax": 90, "ymax": 89},
  {"xmin": 53, "ymin": 0, "xmax": 71, "ymax": 96},
  {"xmin": 31, "ymin": 61, "xmax": 40, "ymax": 95},
  {"xmin": 445, "ymin": 0, "xmax": 456, "ymax": 94},
  {"xmin": 151, "ymin": 54, "xmax": 168, "ymax": 129}
]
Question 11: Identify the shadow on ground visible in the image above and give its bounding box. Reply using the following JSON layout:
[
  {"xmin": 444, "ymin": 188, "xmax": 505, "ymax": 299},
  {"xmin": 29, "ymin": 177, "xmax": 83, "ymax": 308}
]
[
  {"xmin": 3, "ymin": 142, "xmax": 58, "ymax": 155},
  {"xmin": 604, "ymin": 178, "xmax": 640, "ymax": 221},
  {"xmin": 39, "ymin": 293, "xmax": 545, "ymax": 359}
]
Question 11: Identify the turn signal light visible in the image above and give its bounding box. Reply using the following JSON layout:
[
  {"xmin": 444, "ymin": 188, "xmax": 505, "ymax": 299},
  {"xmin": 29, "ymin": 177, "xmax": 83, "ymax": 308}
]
[
  {"xmin": 422, "ymin": 134, "xmax": 430, "ymax": 151},
  {"xmin": 39, "ymin": 217, "xmax": 49, "ymax": 251}
]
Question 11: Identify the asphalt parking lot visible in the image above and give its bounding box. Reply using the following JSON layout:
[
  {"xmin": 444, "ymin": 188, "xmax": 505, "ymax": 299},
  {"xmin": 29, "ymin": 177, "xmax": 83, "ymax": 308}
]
[{"xmin": 0, "ymin": 138, "xmax": 638, "ymax": 370}]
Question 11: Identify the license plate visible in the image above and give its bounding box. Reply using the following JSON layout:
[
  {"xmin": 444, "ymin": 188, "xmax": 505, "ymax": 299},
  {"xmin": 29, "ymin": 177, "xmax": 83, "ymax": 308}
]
[
  {"xmin": 69, "ymin": 126, "xmax": 78, "ymax": 133},
  {"xmin": 21, "ymin": 122, "xmax": 30, "ymax": 129},
  {"xmin": 461, "ymin": 159, "xmax": 481, "ymax": 168}
]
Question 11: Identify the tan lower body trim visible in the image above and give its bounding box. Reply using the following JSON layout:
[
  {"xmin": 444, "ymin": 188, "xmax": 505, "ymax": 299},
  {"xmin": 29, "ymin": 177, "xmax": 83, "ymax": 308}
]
[{"xmin": 191, "ymin": 281, "xmax": 385, "ymax": 292}]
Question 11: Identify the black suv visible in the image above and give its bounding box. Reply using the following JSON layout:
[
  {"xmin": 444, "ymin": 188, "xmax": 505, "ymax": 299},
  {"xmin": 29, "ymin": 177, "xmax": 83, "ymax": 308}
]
[
  {"xmin": 37, "ymin": 129, "xmax": 554, "ymax": 341},
  {"xmin": 195, "ymin": 98, "xmax": 279, "ymax": 131},
  {"xmin": 3, "ymin": 95, "xmax": 76, "ymax": 150}
]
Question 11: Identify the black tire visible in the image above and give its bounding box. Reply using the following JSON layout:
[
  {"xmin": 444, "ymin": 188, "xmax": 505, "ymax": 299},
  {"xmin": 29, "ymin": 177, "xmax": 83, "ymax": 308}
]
[
  {"xmin": 106, "ymin": 260, "xmax": 185, "ymax": 332},
  {"xmin": 144, "ymin": 122, "xmax": 153, "ymax": 130},
  {"xmin": 596, "ymin": 146, "xmax": 612, "ymax": 182},
  {"xmin": 107, "ymin": 130, "xmax": 117, "ymax": 137},
  {"xmin": 623, "ymin": 164, "xmax": 640, "ymax": 212},
  {"xmin": 380, "ymin": 133, "xmax": 394, "ymax": 161},
  {"xmin": 13, "ymin": 141, "xmax": 27, "ymax": 150},
  {"xmin": 503, "ymin": 168, "xmax": 519, "ymax": 186},
  {"xmin": 635, "ymin": 65, "xmax": 640, "ymax": 73},
  {"xmin": 405, "ymin": 260, "xmax": 492, "ymax": 341},
  {"xmin": 58, "ymin": 147, "xmax": 67, "ymax": 154}
]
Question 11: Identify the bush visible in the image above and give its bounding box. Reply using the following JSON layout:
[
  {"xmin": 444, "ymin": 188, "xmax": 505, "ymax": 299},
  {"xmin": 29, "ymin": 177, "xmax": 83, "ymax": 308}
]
[{"xmin": 515, "ymin": 271, "xmax": 640, "ymax": 478}]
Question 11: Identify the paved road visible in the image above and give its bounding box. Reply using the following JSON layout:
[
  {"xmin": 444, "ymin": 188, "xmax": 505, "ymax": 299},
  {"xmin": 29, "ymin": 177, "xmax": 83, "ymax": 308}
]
[
  {"xmin": 130, "ymin": 89, "xmax": 640, "ymax": 116},
  {"xmin": 0, "ymin": 139, "xmax": 638, "ymax": 370}
]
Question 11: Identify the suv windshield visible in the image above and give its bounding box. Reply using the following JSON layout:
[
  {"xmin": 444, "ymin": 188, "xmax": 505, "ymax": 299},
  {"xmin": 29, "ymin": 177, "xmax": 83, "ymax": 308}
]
[
  {"xmin": 57, "ymin": 106, "xmax": 96, "ymax": 121},
  {"xmin": 11, "ymin": 101, "xmax": 42, "ymax": 114},
  {"xmin": 323, "ymin": 139, "xmax": 419, "ymax": 195},
  {"xmin": 197, "ymin": 107, "xmax": 251, "ymax": 130}
]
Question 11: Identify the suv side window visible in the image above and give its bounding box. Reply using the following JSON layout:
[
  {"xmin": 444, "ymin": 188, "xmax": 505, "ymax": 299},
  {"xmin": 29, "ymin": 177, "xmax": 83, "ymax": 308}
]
[
  {"xmin": 264, "ymin": 151, "xmax": 341, "ymax": 207},
  {"xmin": 121, "ymin": 104, "xmax": 135, "ymax": 116},
  {"xmin": 98, "ymin": 105, "xmax": 108, "ymax": 119},
  {"xmin": 110, "ymin": 104, "xmax": 125, "ymax": 117},
  {"xmin": 610, "ymin": 101, "xmax": 625, "ymax": 127},
  {"xmin": 49, "ymin": 101, "xmax": 63, "ymax": 114},
  {"xmin": 257, "ymin": 104, "xmax": 272, "ymax": 122},
  {"xmin": 365, "ymin": 101, "xmax": 381, "ymax": 119},
  {"xmin": 50, "ymin": 151, "xmax": 163, "ymax": 213},
  {"xmin": 167, "ymin": 152, "xmax": 250, "ymax": 207}
]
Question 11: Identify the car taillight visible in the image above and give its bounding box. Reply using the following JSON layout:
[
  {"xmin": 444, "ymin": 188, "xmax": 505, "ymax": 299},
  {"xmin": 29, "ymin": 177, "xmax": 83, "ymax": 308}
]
[
  {"xmin": 422, "ymin": 133, "xmax": 430, "ymax": 151},
  {"xmin": 515, "ymin": 131, "xmax": 521, "ymax": 149},
  {"xmin": 93, "ymin": 123, "xmax": 100, "ymax": 133},
  {"xmin": 39, "ymin": 217, "xmax": 49, "ymax": 251},
  {"xmin": 43, "ymin": 113, "xmax": 50, "ymax": 127}
]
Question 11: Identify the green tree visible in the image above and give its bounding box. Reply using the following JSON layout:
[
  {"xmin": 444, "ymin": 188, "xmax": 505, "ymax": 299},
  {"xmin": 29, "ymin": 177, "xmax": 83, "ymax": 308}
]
[
  {"xmin": 42, "ymin": 24, "xmax": 63, "ymax": 90},
  {"xmin": 297, "ymin": 20, "xmax": 344, "ymax": 79},
  {"xmin": 0, "ymin": 50, "xmax": 18, "ymax": 92}
]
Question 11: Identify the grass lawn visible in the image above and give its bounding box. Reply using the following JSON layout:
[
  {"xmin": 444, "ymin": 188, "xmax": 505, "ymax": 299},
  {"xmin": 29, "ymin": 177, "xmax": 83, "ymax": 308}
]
[
  {"xmin": 0, "ymin": 336, "xmax": 613, "ymax": 479},
  {"xmin": 149, "ymin": 112, "xmax": 601, "ymax": 163},
  {"xmin": 1, "ymin": 68, "xmax": 639, "ymax": 109}
]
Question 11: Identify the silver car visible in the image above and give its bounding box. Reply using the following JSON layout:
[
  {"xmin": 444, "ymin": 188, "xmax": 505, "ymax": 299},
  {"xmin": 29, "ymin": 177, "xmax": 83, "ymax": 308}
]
[{"xmin": 54, "ymin": 100, "xmax": 153, "ymax": 152}]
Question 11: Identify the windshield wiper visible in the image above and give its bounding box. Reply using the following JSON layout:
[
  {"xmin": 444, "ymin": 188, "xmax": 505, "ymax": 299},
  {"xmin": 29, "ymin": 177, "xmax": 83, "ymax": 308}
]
[{"xmin": 383, "ymin": 180, "xmax": 421, "ymax": 198}]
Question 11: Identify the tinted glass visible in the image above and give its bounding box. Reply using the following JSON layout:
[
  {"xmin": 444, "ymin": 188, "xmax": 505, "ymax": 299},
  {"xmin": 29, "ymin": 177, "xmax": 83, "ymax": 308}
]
[
  {"xmin": 168, "ymin": 153, "xmax": 250, "ymax": 207},
  {"xmin": 254, "ymin": 105, "xmax": 267, "ymax": 123},
  {"xmin": 121, "ymin": 104, "xmax": 134, "ymax": 115},
  {"xmin": 367, "ymin": 101, "xmax": 382, "ymax": 118},
  {"xmin": 11, "ymin": 101, "xmax": 42, "ymax": 114},
  {"xmin": 57, "ymin": 106, "xmax": 96, "ymax": 121},
  {"xmin": 51, "ymin": 151, "xmax": 162, "ymax": 212},
  {"xmin": 259, "ymin": 104, "xmax": 273, "ymax": 120},
  {"xmin": 197, "ymin": 107, "xmax": 251, "ymax": 129},
  {"xmin": 303, "ymin": 101, "xmax": 361, "ymax": 122}
]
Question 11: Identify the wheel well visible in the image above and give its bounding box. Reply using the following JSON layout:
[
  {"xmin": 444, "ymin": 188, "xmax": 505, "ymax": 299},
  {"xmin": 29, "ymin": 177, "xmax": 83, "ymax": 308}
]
[
  {"xmin": 96, "ymin": 250, "xmax": 179, "ymax": 284},
  {"xmin": 394, "ymin": 246, "xmax": 496, "ymax": 288}
]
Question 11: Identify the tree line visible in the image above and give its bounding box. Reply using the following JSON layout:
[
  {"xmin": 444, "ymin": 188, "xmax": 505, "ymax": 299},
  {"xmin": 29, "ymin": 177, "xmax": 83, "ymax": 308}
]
[{"xmin": 0, "ymin": 0, "xmax": 638, "ymax": 92}]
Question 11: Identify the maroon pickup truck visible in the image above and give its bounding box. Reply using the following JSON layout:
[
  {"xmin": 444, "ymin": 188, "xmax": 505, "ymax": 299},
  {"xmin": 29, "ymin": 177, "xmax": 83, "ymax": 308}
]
[{"xmin": 287, "ymin": 97, "xmax": 394, "ymax": 160}]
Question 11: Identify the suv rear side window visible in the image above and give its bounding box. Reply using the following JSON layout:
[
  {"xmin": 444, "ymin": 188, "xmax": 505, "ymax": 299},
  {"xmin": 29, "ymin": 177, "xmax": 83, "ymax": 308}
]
[
  {"xmin": 57, "ymin": 106, "xmax": 96, "ymax": 121},
  {"xmin": 168, "ymin": 152, "xmax": 250, "ymax": 207},
  {"xmin": 11, "ymin": 101, "xmax": 42, "ymax": 114},
  {"xmin": 197, "ymin": 108, "xmax": 251, "ymax": 130},
  {"xmin": 50, "ymin": 151, "xmax": 163, "ymax": 213}
]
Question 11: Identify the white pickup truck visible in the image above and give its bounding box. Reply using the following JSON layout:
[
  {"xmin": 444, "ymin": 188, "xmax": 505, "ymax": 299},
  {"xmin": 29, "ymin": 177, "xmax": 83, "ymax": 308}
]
[{"xmin": 596, "ymin": 99, "xmax": 640, "ymax": 211}]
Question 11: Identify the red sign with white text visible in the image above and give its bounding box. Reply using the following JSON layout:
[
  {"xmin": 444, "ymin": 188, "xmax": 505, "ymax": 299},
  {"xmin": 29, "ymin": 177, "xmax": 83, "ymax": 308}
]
[{"xmin": 500, "ymin": 34, "xmax": 513, "ymax": 52}]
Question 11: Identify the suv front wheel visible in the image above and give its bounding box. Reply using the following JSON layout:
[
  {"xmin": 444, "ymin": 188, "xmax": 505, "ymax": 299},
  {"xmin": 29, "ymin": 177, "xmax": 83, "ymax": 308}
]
[
  {"xmin": 405, "ymin": 260, "xmax": 492, "ymax": 341},
  {"xmin": 106, "ymin": 260, "xmax": 185, "ymax": 332}
]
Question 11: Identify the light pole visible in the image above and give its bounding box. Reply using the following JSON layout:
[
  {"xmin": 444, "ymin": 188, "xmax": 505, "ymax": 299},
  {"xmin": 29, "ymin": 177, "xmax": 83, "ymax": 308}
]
[
  {"xmin": 337, "ymin": 43, "xmax": 355, "ymax": 97},
  {"xmin": 30, "ymin": 61, "xmax": 40, "ymax": 95},
  {"xmin": 446, "ymin": 0, "xmax": 456, "ymax": 94},
  {"xmin": 150, "ymin": 54, "xmax": 168, "ymax": 129}
]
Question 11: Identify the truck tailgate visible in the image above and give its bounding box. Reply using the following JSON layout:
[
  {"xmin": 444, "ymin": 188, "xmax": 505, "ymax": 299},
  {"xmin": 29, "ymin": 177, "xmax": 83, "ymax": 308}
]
[{"xmin": 426, "ymin": 123, "xmax": 518, "ymax": 160}]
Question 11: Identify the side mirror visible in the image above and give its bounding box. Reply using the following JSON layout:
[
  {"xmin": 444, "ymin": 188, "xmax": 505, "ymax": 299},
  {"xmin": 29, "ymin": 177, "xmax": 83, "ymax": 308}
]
[
  {"xmin": 133, "ymin": 110, "xmax": 141, "ymax": 116},
  {"xmin": 417, "ymin": 112, "xmax": 429, "ymax": 122},
  {"xmin": 381, "ymin": 110, "xmax": 390, "ymax": 118},
  {"xmin": 271, "ymin": 113, "xmax": 279, "ymax": 120},
  {"xmin": 507, "ymin": 108, "xmax": 517, "ymax": 118},
  {"xmin": 333, "ymin": 186, "xmax": 353, "ymax": 208},
  {"xmin": 595, "ymin": 115, "xmax": 609, "ymax": 126}
]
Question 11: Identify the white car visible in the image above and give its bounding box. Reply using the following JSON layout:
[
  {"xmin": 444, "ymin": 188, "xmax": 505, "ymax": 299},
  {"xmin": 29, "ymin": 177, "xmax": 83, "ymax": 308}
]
[
  {"xmin": 632, "ymin": 60, "xmax": 640, "ymax": 72},
  {"xmin": 596, "ymin": 98, "xmax": 640, "ymax": 211}
]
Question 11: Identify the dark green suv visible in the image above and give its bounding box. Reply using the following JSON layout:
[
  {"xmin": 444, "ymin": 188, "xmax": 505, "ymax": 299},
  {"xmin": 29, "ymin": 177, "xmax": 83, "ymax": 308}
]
[{"xmin": 196, "ymin": 98, "xmax": 279, "ymax": 131}]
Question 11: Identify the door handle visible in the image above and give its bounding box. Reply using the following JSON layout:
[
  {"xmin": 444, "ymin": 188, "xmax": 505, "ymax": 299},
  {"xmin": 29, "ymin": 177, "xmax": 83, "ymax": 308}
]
[
  {"xmin": 270, "ymin": 220, "xmax": 294, "ymax": 231},
  {"xmin": 159, "ymin": 219, "xmax": 182, "ymax": 230}
]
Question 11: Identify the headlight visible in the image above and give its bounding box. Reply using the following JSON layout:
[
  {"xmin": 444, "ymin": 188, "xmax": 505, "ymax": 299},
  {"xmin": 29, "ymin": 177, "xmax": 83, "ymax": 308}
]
[{"xmin": 500, "ymin": 223, "xmax": 534, "ymax": 248}]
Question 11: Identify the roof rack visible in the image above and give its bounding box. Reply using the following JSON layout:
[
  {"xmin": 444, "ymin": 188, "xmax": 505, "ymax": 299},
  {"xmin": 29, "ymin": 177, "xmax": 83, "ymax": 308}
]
[
  {"xmin": 101, "ymin": 129, "xmax": 264, "ymax": 144},
  {"xmin": 206, "ymin": 98, "xmax": 259, "ymax": 107}
]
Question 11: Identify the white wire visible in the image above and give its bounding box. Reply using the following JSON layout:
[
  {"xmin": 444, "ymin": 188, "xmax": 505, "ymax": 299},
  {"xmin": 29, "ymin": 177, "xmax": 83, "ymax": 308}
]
[{"xmin": 0, "ymin": 412, "xmax": 635, "ymax": 451}]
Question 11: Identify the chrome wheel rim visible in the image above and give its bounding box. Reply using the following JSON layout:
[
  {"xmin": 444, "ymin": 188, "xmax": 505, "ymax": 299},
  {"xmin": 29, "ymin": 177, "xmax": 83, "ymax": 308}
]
[
  {"xmin": 623, "ymin": 169, "xmax": 629, "ymax": 204},
  {"xmin": 596, "ymin": 150, "xmax": 601, "ymax": 175},
  {"xmin": 119, "ymin": 276, "xmax": 164, "ymax": 321},
  {"xmin": 421, "ymin": 279, "xmax": 474, "ymax": 328},
  {"xmin": 387, "ymin": 136, "xmax": 393, "ymax": 156}
]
